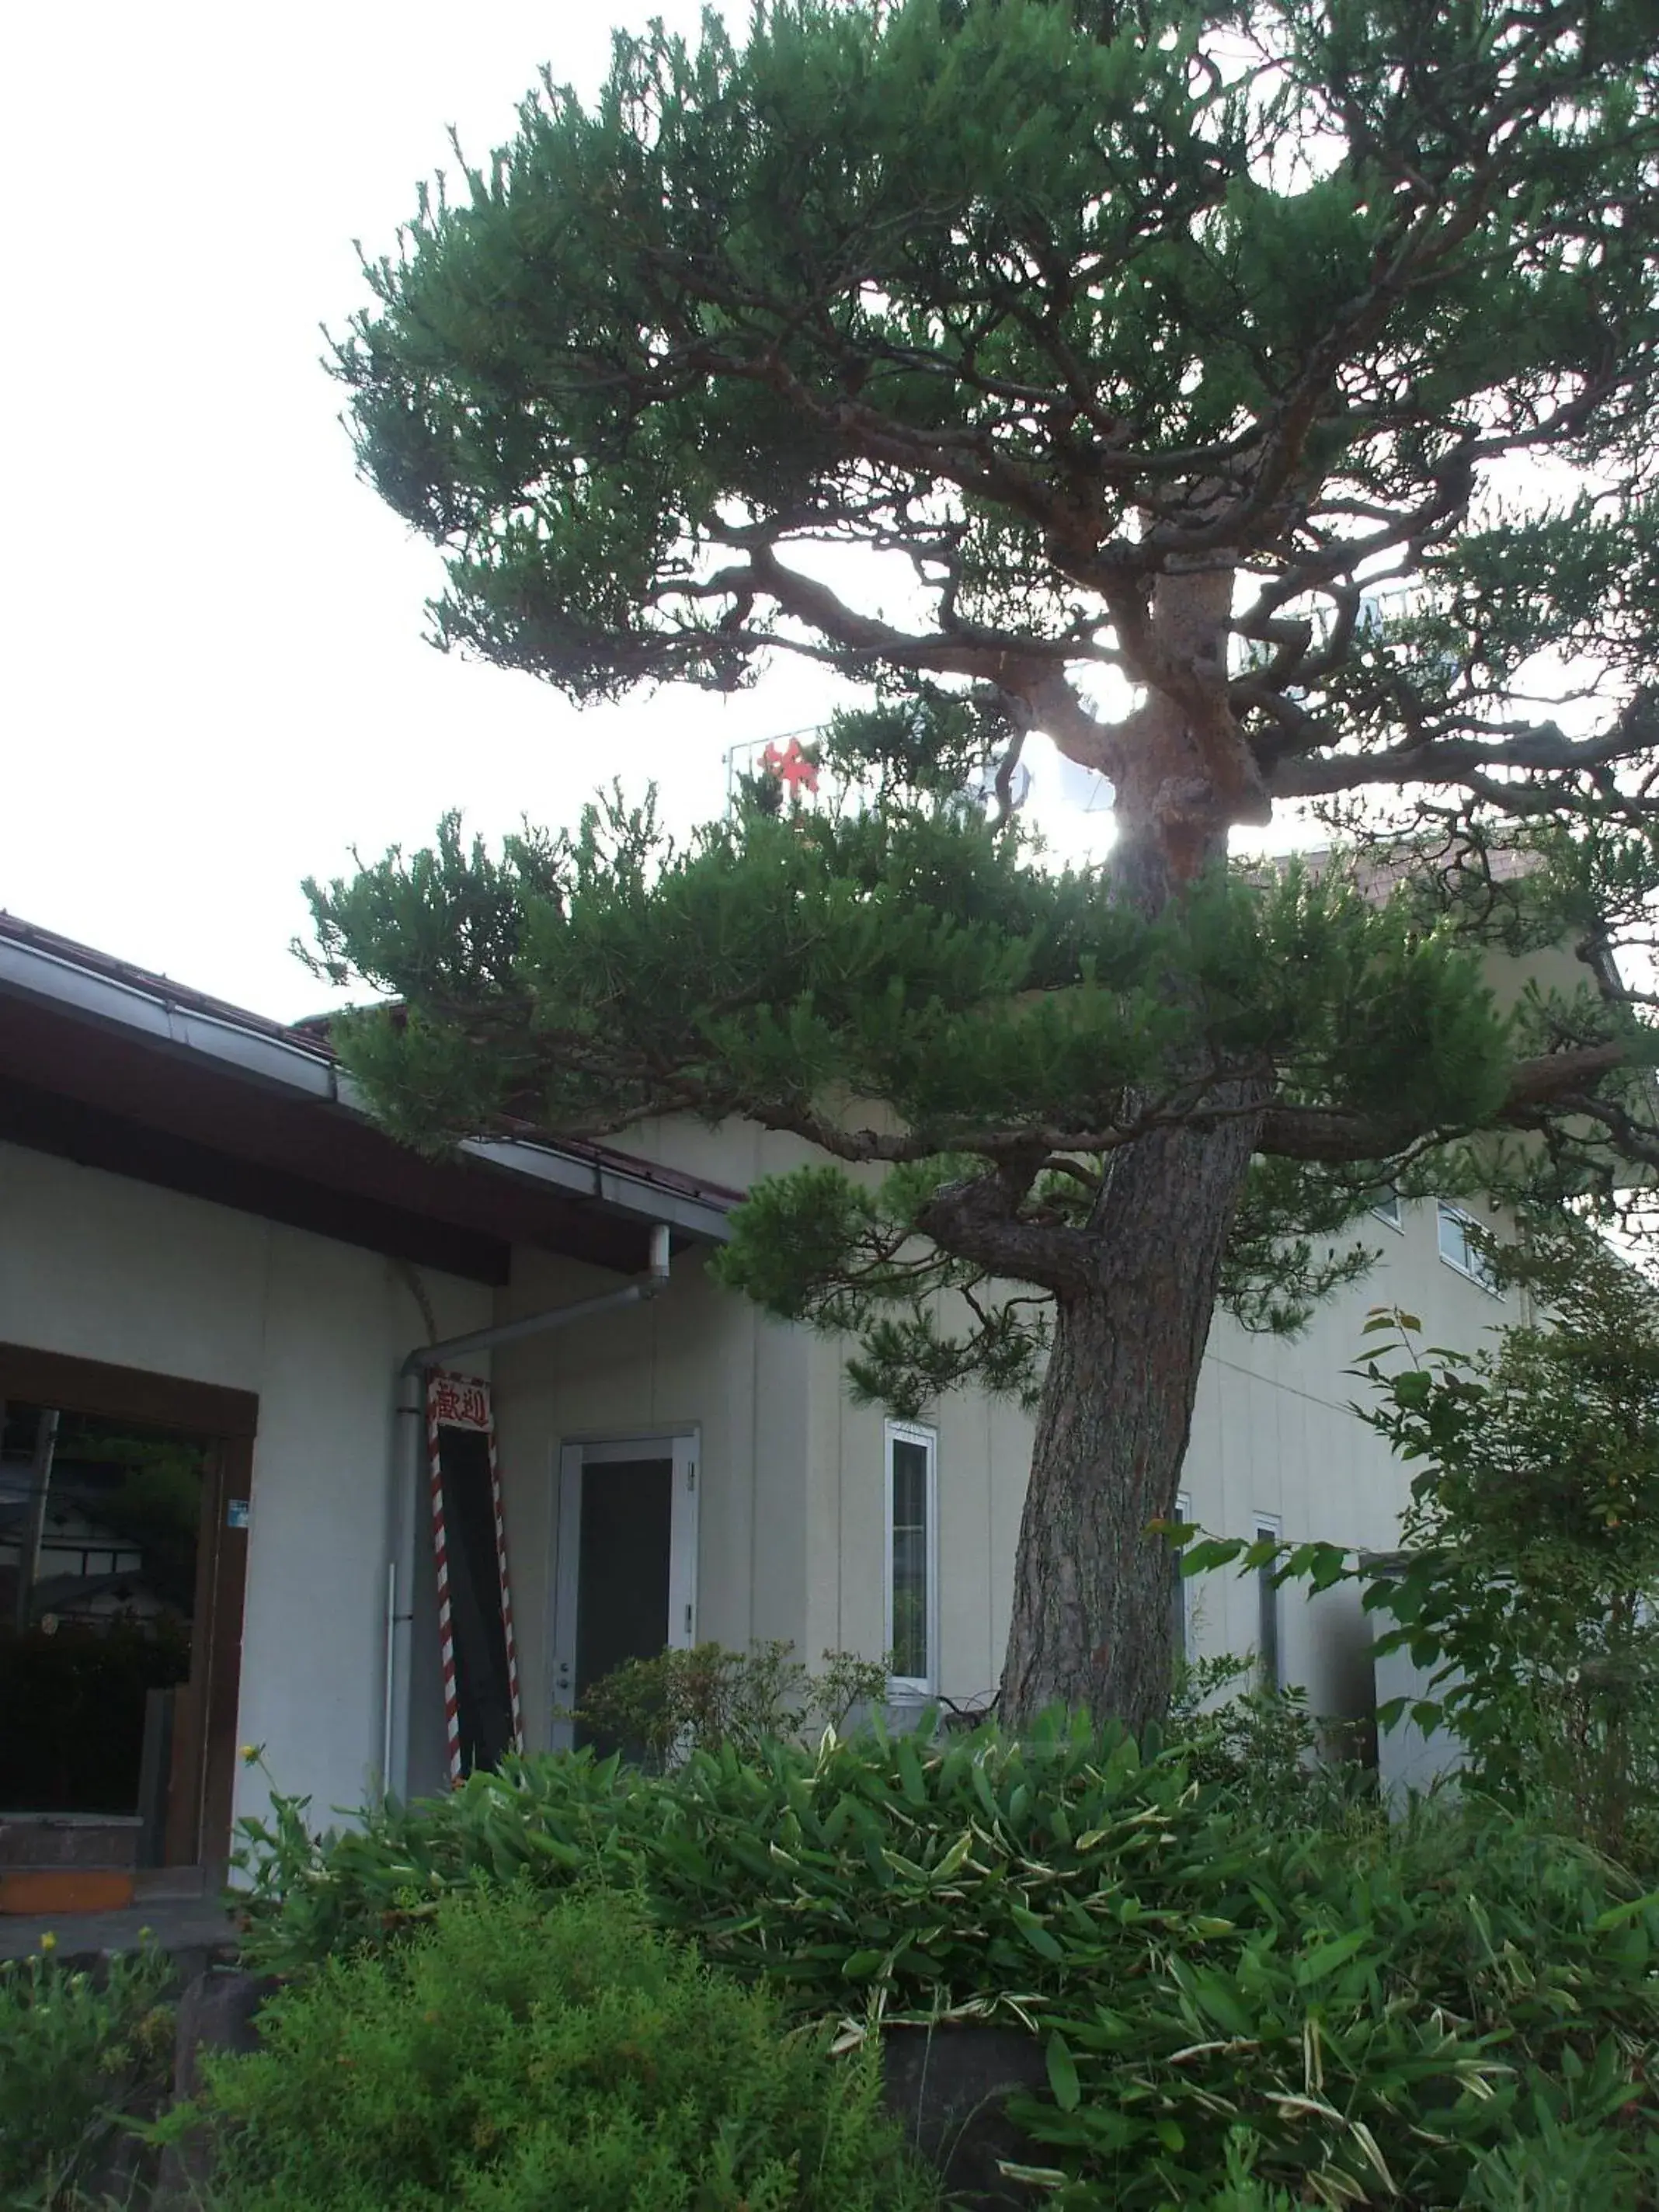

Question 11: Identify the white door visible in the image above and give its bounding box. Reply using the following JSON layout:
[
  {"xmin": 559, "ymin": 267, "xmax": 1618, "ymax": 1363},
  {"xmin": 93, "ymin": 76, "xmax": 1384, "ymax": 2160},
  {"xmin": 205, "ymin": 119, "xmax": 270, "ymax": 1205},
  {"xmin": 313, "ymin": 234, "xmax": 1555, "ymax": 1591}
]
[{"xmin": 549, "ymin": 1435, "xmax": 698, "ymax": 1753}]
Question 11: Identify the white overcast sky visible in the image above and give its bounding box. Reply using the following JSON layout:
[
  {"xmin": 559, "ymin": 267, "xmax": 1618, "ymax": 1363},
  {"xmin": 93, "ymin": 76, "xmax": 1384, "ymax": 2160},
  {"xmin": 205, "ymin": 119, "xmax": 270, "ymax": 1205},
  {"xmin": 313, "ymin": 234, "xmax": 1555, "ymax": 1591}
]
[
  {"xmin": 2, "ymin": 3, "xmax": 1355, "ymax": 1024},
  {"xmin": 2, "ymin": 1, "xmax": 907, "ymax": 1020}
]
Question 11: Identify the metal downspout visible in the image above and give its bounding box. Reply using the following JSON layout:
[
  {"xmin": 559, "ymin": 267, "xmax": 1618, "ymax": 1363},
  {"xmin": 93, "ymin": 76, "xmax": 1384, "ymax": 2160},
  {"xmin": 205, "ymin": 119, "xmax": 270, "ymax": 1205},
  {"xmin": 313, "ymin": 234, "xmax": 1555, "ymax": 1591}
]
[{"xmin": 381, "ymin": 1225, "xmax": 673, "ymax": 1798}]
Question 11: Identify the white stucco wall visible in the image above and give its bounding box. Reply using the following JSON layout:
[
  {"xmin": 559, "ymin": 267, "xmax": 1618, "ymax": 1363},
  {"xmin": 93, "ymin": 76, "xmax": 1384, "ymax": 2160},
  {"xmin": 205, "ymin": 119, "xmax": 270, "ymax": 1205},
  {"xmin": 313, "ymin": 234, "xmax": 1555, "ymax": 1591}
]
[
  {"xmin": 0, "ymin": 1110, "xmax": 1515, "ymax": 1839},
  {"xmin": 1372, "ymin": 1636, "xmax": 1466, "ymax": 1802},
  {"xmin": 1184, "ymin": 1198, "xmax": 1515, "ymax": 1705},
  {"xmin": 538, "ymin": 1119, "xmax": 1520, "ymax": 1731},
  {"xmin": 487, "ymin": 1209, "xmax": 813, "ymax": 1757},
  {"xmin": 0, "ymin": 1140, "xmax": 490, "ymax": 1832},
  {"xmin": 770, "ymin": 1191, "xmax": 1512, "ymax": 1726}
]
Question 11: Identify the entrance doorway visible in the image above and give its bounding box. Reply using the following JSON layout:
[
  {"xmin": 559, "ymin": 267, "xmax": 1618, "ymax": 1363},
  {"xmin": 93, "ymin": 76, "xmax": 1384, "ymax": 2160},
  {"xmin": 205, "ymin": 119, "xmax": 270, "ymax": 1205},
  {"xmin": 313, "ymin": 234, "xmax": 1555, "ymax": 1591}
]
[
  {"xmin": 0, "ymin": 1344, "xmax": 253, "ymax": 1881},
  {"xmin": 549, "ymin": 1435, "xmax": 698, "ymax": 1754}
]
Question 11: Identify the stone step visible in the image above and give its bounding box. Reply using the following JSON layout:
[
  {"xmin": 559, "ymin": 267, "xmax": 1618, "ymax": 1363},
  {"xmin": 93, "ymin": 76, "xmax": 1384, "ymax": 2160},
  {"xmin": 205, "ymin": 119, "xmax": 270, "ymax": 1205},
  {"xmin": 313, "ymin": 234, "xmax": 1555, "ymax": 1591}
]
[{"xmin": 0, "ymin": 1814, "xmax": 143, "ymax": 1869}]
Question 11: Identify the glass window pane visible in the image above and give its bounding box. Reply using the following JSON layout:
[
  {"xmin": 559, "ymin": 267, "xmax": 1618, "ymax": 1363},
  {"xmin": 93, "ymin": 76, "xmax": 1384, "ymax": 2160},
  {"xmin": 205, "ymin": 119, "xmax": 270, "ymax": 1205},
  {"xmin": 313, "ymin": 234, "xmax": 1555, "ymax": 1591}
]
[
  {"xmin": 889, "ymin": 1438, "xmax": 930, "ymax": 1682},
  {"xmin": 1438, "ymin": 1202, "xmax": 1500, "ymax": 1292},
  {"xmin": 1437, "ymin": 1201, "xmax": 1469, "ymax": 1269},
  {"xmin": 1, "ymin": 1403, "xmax": 205, "ymax": 1817}
]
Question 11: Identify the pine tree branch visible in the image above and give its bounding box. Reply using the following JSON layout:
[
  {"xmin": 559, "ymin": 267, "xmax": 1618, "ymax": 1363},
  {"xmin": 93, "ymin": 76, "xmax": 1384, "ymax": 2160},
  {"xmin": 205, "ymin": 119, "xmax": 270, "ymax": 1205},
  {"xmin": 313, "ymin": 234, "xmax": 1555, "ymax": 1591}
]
[
  {"xmin": 915, "ymin": 1160, "xmax": 1101, "ymax": 1296},
  {"xmin": 1264, "ymin": 697, "xmax": 1659, "ymax": 803},
  {"xmin": 1535, "ymin": 1088, "xmax": 1659, "ymax": 1177},
  {"xmin": 517, "ymin": 1038, "xmax": 1636, "ymax": 1182},
  {"xmin": 690, "ymin": 546, "xmax": 1126, "ymax": 773},
  {"xmin": 690, "ymin": 547, "xmax": 1073, "ymax": 680},
  {"xmin": 1257, "ymin": 1043, "xmax": 1629, "ymax": 1163}
]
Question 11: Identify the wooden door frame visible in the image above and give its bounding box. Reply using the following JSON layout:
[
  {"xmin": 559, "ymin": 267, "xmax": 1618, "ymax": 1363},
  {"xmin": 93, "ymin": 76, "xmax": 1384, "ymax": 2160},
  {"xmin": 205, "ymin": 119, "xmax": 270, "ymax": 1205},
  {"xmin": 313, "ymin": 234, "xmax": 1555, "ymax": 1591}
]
[{"xmin": 0, "ymin": 1341, "xmax": 256, "ymax": 1870}]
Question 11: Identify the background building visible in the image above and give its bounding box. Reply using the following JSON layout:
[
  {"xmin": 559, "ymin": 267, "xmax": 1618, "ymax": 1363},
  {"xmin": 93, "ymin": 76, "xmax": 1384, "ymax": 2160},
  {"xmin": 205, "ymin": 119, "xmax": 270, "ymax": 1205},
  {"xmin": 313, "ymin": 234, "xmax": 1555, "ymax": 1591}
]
[{"xmin": 0, "ymin": 911, "xmax": 1515, "ymax": 1904}]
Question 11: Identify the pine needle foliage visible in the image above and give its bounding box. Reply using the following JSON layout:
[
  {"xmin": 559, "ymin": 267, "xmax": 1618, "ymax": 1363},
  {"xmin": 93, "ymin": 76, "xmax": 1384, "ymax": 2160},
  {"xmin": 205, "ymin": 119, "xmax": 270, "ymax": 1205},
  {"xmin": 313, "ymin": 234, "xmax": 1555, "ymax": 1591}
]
[
  {"xmin": 311, "ymin": 0, "xmax": 1659, "ymax": 1418},
  {"xmin": 308, "ymin": 729, "xmax": 1635, "ymax": 1409},
  {"xmin": 310, "ymin": 0, "xmax": 1659, "ymax": 1717}
]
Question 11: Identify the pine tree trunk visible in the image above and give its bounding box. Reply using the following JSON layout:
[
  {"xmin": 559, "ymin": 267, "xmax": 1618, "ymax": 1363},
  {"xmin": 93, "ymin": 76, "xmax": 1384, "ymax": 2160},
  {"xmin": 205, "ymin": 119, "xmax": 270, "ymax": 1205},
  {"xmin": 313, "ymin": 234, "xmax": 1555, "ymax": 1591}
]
[
  {"xmin": 996, "ymin": 544, "xmax": 1265, "ymax": 1735},
  {"xmin": 998, "ymin": 1101, "xmax": 1261, "ymax": 1735}
]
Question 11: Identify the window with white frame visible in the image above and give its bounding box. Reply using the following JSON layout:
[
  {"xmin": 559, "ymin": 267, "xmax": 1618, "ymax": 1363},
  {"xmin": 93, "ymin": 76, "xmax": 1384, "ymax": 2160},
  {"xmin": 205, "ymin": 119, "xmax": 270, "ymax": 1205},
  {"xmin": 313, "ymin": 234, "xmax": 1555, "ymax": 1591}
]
[
  {"xmin": 885, "ymin": 1423, "xmax": 937, "ymax": 1695},
  {"xmin": 1370, "ymin": 1187, "xmax": 1403, "ymax": 1230},
  {"xmin": 1171, "ymin": 1490, "xmax": 1193, "ymax": 1664},
  {"xmin": 1437, "ymin": 1202, "xmax": 1503, "ymax": 1294},
  {"xmin": 1254, "ymin": 1515, "xmax": 1282, "ymax": 1690}
]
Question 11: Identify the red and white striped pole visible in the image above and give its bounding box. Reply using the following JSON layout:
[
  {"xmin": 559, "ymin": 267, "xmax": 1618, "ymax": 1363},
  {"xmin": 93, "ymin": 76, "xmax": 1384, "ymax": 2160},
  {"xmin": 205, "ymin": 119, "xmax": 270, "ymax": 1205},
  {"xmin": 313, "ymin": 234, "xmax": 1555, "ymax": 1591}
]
[
  {"xmin": 484, "ymin": 1410, "xmax": 523, "ymax": 1757},
  {"xmin": 425, "ymin": 1374, "xmax": 464, "ymax": 1787},
  {"xmin": 425, "ymin": 1369, "xmax": 523, "ymax": 1786}
]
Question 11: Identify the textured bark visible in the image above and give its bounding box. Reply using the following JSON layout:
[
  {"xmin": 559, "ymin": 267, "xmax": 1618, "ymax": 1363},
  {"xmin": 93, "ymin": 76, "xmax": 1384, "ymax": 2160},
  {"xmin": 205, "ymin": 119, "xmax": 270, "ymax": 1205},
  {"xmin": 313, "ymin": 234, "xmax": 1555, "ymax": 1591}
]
[
  {"xmin": 996, "ymin": 530, "xmax": 1633, "ymax": 1734},
  {"xmin": 997, "ymin": 552, "xmax": 1265, "ymax": 1734},
  {"xmin": 998, "ymin": 1097, "xmax": 1261, "ymax": 1736}
]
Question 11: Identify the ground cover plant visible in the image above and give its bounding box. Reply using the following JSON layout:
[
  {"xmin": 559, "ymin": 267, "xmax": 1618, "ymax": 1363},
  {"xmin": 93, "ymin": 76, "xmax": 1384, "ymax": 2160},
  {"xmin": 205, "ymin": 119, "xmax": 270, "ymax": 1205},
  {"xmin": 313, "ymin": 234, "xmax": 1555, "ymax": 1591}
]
[
  {"xmin": 164, "ymin": 1884, "xmax": 938, "ymax": 2212},
  {"xmin": 0, "ymin": 1939, "xmax": 173, "ymax": 2210},
  {"xmin": 231, "ymin": 1717, "xmax": 1659, "ymax": 2207}
]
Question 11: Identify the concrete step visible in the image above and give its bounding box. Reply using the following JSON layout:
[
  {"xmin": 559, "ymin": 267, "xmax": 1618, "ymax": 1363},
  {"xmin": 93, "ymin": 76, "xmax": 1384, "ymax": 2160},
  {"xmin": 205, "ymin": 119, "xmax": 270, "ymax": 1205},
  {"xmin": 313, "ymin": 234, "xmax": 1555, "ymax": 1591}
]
[
  {"xmin": 0, "ymin": 1814, "xmax": 142, "ymax": 1870},
  {"xmin": 135, "ymin": 1865, "xmax": 208, "ymax": 1904}
]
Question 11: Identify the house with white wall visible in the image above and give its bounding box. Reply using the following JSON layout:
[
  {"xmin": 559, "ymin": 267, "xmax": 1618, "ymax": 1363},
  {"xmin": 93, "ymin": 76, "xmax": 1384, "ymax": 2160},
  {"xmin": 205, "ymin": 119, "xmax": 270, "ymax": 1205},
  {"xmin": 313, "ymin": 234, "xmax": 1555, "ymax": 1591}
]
[{"xmin": 0, "ymin": 909, "xmax": 1518, "ymax": 1901}]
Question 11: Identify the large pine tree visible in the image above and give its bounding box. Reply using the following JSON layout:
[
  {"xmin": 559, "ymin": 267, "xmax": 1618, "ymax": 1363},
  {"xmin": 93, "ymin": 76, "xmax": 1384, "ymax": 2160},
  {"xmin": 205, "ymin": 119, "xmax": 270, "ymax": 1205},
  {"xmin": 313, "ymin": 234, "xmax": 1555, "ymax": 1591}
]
[{"xmin": 309, "ymin": 0, "xmax": 1659, "ymax": 1730}]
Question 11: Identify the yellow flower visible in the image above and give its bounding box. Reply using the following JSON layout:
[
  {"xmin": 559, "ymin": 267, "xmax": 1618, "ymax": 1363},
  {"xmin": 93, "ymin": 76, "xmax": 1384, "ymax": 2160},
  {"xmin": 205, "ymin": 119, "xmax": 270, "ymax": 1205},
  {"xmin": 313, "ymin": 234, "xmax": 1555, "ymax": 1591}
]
[
  {"xmin": 241, "ymin": 1743, "xmax": 263, "ymax": 1766},
  {"xmin": 39, "ymin": 1932, "xmax": 57, "ymax": 1953}
]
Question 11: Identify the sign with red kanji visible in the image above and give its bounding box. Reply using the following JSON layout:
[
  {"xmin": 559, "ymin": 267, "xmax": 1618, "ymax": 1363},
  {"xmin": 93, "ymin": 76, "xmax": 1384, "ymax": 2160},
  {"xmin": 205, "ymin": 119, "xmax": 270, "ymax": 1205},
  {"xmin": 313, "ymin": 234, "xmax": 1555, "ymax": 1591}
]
[
  {"xmin": 761, "ymin": 736, "xmax": 819, "ymax": 795},
  {"xmin": 430, "ymin": 1374, "xmax": 491, "ymax": 1431}
]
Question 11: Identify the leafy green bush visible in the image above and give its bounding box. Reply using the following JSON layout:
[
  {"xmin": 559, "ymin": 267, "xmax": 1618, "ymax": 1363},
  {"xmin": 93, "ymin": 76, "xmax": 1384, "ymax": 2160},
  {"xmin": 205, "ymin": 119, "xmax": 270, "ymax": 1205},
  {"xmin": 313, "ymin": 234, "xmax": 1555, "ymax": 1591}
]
[
  {"xmin": 170, "ymin": 1885, "xmax": 937, "ymax": 2212},
  {"xmin": 235, "ymin": 1718, "xmax": 1659, "ymax": 2208},
  {"xmin": 1195, "ymin": 2130, "xmax": 1303, "ymax": 2211},
  {"xmin": 0, "ymin": 1940, "xmax": 173, "ymax": 2208},
  {"xmin": 1166, "ymin": 1654, "xmax": 1374, "ymax": 1826},
  {"xmin": 1356, "ymin": 1229, "xmax": 1659, "ymax": 1862},
  {"xmin": 573, "ymin": 1639, "xmax": 890, "ymax": 1768},
  {"xmin": 1190, "ymin": 1226, "xmax": 1659, "ymax": 1868}
]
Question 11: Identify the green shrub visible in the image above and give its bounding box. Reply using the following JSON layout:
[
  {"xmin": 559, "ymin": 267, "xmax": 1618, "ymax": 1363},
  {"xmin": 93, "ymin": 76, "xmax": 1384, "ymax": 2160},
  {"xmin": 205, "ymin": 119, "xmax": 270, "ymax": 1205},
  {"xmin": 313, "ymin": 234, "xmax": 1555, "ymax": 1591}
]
[
  {"xmin": 0, "ymin": 1940, "xmax": 174, "ymax": 2208},
  {"xmin": 1166, "ymin": 1654, "xmax": 1374, "ymax": 1826},
  {"xmin": 1197, "ymin": 2130, "xmax": 1303, "ymax": 2211},
  {"xmin": 1195, "ymin": 1229, "xmax": 1659, "ymax": 1871},
  {"xmin": 572, "ymin": 1639, "xmax": 890, "ymax": 1769},
  {"xmin": 170, "ymin": 1885, "xmax": 937, "ymax": 2212},
  {"xmin": 1354, "ymin": 1236, "xmax": 1659, "ymax": 1866},
  {"xmin": 1460, "ymin": 2109, "xmax": 1650, "ymax": 2212},
  {"xmin": 235, "ymin": 1717, "xmax": 1659, "ymax": 2209}
]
